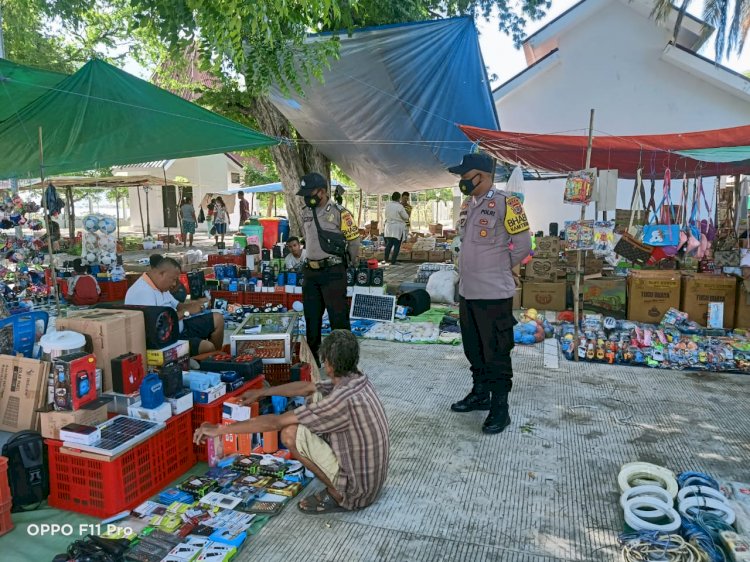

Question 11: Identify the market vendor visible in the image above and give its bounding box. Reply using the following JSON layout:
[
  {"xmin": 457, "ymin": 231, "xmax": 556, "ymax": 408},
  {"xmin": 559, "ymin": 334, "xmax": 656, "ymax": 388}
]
[
  {"xmin": 448, "ymin": 152, "xmax": 532, "ymax": 434},
  {"xmin": 194, "ymin": 330, "xmax": 389, "ymax": 514},
  {"xmin": 284, "ymin": 236, "xmax": 307, "ymax": 270},
  {"xmin": 124, "ymin": 255, "xmax": 224, "ymax": 354}
]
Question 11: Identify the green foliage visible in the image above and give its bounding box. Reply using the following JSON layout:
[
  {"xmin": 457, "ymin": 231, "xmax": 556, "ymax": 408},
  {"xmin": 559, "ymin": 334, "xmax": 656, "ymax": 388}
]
[{"xmin": 1, "ymin": 0, "xmax": 138, "ymax": 72}]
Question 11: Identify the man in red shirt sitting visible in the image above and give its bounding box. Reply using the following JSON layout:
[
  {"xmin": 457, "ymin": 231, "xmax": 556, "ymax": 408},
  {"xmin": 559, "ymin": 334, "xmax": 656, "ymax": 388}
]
[{"xmin": 194, "ymin": 330, "xmax": 390, "ymax": 513}]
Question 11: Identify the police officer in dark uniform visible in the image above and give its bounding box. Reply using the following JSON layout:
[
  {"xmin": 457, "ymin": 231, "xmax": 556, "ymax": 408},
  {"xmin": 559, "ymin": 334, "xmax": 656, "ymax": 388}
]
[
  {"xmin": 448, "ymin": 153, "xmax": 532, "ymax": 434},
  {"xmin": 297, "ymin": 173, "xmax": 360, "ymax": 364}
]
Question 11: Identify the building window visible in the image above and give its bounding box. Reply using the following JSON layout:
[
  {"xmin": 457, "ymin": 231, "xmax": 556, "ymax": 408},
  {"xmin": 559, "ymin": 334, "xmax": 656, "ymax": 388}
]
[{"xmin": 231, "ymin": 172, "xmax": 241, "ymax": 184}]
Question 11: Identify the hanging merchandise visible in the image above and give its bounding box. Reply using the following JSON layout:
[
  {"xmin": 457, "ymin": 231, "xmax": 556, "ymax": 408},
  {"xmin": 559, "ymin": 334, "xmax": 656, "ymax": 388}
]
[
  {"xmin": 642, "ymin": 169, "xmax": 681, "ymax": 248},
  {"xmin": 506, "ymin": 165, "xmax": 526, "ymax": 203},
  {"xmin": 593, "ymin": 221, "xmax": 616, "ymax": 257},
  {"xmin": 563, "ymin": 220, "xmax": 594, "ymax": 251},
  {"xmin": 80, "ymin": 214, "xmax": 119, "ymax": 269},
  {"xmin": 43, "ymin": 183, "xmax": 65, "ymax": 217},
  {"xmin": 714, "ymin": 178, "xmax": 741, "ymax": 267},
  {"xmin": 564, "ymin": 169, "xmax": 596, "ymax": 205}
]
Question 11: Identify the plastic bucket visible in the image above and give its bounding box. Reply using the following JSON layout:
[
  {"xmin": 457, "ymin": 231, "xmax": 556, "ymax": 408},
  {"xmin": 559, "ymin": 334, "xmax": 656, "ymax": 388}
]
[
  {"xmin": 241, "ymin": 224, "xmax": 264, "ymax": 241},
  {"xmin": 233, "ymin": 235, "xmax": 247, "ymax": 249},
  {"xmin": 258, "ymin": 218, "xmax": 280, "ymax": 249},
  {"xmin": 40, "ymin": 330, "xmax": 87, "ymax": 363},
  {"xmin": 277, "ymin": 217, "xmax": 290, "ymax": 243}
]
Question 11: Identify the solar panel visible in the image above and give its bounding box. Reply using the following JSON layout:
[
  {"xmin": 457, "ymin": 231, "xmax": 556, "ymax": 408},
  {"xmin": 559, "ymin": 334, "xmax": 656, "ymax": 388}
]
[
  {"xmin": 63, "ymin": 415, "xmax": 164, "ymax": 457},
  {"xmin": 350, "ymin": 293, "xmax": 396, "ymax": 322}
]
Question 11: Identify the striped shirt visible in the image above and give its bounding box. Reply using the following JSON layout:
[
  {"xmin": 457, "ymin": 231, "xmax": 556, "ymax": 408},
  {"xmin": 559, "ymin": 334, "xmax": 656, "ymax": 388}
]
[{"xmin": 295, "ymin": 374, "xmax": 389, "ymax": 510}]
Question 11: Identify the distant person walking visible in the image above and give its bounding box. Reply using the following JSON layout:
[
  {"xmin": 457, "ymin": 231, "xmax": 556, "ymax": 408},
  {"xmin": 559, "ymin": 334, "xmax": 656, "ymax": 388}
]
[
  {"xmin": 383, "ymin": 191, "xmax": 409, "ymax": 265},
  {"xmin": 213, "ymin": 197, "xmax": 229, "ymax": 246},
  {"xmin": 206, "ymin": 197, "xmax": 216, "ymax": 237},
  {"xmin": 180, "ymin": 196, "xmax": 197, "ymax": 247},
  {"xmin": 238, "ymin": 190, "xmax": 250, "ymax": 228}
]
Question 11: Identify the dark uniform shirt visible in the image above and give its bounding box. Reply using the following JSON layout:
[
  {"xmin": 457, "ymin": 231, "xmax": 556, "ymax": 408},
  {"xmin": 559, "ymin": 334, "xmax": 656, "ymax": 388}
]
[{"xmin": 301, "ymin": 202, "xmax": 361, "ymax": 264}]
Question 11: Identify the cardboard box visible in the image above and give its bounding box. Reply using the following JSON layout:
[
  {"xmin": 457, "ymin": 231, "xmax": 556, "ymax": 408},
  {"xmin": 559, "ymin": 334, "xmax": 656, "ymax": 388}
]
[
  {"xmin": 52, "ymin": 352, "xmax": 97, "ymax": 411},
  {"xmin": 222, "ymin": 419, "xmax": 253, "ymax": 456},
  {"xmin": 735, "ymin": 283, "xmax": 750, "ymax": 329},
  {"xmin": 398, "ymin": 251, "xmax": 411, "ymax": 262},
  {"xmin": 56, "ymin": 309, "xmax": 147, "ymax": 392},
  {"xmin": 627, "ymin": 271, "xmax": 681, "ymax": 324},
  {"xmin": 128, "ymin": 401, "xmax": 172, "ymax": 423},
  {"xmin": 680, "ymin": 274, "xmax": 737, "ymax": 328},
  {"xmin": 39, "ymin": 401, "xmax": 108, "ymax": 439},
  {"xmin": 411, "ymin": 251, "xmax": 428, "ymax": 262},
  {"xmin": 147, "ymin": 340, "xmax": 189, "ymax": 367},
  {"xmin": 0, "ymin": 355, "xmax": 50, "ymax": 432},
  {"xmin": 166, "ymin": 390, "xmax": 193, "ymax": 416},
  {"xmin": 525, "ymin": 258, "xmax": 557, "ymax": 281},
  {"xmin": 583, "ymin": 278, "xmax": 627, "ymax": 319},
  {"xmin": 428, "ymin": 251, "xmax": 447, "ymax": 263},
  {"xmin": 534, "ymin": 236, "xmax": 560, "ymax": 258},
  {"xmin": 372, "ymin": 251, "xmax": 385, "ymax": 261},
  {"xmin": 193, "ymin": 382, "xmax": 226, "ymax": 405},
  {"xmin": 522, "ymin": 282, "xmax": 567, "ymax": 311}
]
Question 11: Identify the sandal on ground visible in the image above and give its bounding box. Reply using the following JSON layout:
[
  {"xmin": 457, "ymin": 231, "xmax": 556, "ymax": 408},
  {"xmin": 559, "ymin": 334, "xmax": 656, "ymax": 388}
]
[{"xmin": 297, "ymin": 489, "xmax": 347, "ymax": 515}]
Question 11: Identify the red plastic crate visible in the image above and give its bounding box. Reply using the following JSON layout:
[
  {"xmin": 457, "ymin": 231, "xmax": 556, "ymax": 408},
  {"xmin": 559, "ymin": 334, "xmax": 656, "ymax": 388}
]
[
  {"xmin": 99, "ymin": 280, "xmax": 128, "ymax": 302},
  {"xmin": 0, "ymin": 499, "xmax": 12, "ymax": 537},
  {"xmin": 192, "ymin": 376, "xmax": 266, "ymax": 461},
  {"xmin": 211, "ymin": 290, "xmax": 243, "ymax": 306},
  {"xmin": 242, "ymin": 292, "xmax": 285, "ymax": 307},
  {"xmin": 0, "ymin": 457, "xmax": 9, "ymax": 504},
  {"xmin": 46, "ymin": 410, "xmax": 195, "ymax": 518},
  {"xmin": 208, "ymin": 254, "xmax": 245, "ymax": 267},
  {"xmin": 285, "ymin": 293, "xmax": 303, "ymax": 309}
]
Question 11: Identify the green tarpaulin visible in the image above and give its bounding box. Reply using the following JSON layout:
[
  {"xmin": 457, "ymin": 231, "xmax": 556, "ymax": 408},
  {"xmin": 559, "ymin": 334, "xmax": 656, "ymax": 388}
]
[
  {"xmin": 0, "ymin": 59, "xmax": 67, "ymax": 123},
  {"xmin": 676, "ymin": 146, "xmax": 750, "ymax": 163},
  {"xmin": 0, "ymin": 59, "xmax": 278, "ymax": 179}
]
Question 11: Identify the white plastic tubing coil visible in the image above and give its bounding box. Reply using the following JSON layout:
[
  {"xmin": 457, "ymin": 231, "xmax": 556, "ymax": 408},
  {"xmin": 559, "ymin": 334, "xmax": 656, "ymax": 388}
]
[
  {"xmin": 618, "ymin": 463, "xmax": 682, "ymax": 532},
  {"xmin": 677, "ymin": 485, "xmax": 736, "ymax": 525},
  {"xmin": 619, "ymin": 462, "xmax": 679, "ymax": 499}
]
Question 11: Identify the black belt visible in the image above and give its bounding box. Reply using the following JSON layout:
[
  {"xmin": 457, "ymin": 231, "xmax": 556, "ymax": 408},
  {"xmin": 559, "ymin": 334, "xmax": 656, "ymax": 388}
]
[{"xmin": 304, "ymin": 257, "xmax": 343, "ymax": 270}]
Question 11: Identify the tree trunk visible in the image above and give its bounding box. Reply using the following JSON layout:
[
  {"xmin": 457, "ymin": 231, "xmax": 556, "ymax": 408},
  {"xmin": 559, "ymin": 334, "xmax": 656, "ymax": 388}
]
[{"xmin": 249, "ymin": 95, "xmax": 330, "ymax": 237}]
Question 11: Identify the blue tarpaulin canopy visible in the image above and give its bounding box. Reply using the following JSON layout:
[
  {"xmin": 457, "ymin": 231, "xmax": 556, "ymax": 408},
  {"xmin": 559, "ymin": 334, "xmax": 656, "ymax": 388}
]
[{"xmin": 270, "ymin": 17, "xmax": 499, "ymax": 194}]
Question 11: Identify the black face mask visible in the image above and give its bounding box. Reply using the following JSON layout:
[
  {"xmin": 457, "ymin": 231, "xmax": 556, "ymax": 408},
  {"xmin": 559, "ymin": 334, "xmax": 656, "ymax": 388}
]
[
  {"xmin": 459, "ymin": 176, "xmax": 479, "ymax": 195},
  {"xmin": 304, "ymin": 195, "xmax": 320, "ymax": 208}
]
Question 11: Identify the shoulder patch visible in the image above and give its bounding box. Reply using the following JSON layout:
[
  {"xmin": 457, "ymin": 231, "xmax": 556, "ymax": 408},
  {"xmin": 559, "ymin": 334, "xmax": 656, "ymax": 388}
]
[
  {"xmin": 340, "ymin": 209, "xmax": 359, "ymax": 241},
  {"xmin": 504, "ymin": 195, "xmax": 529, "ymax": 235}
]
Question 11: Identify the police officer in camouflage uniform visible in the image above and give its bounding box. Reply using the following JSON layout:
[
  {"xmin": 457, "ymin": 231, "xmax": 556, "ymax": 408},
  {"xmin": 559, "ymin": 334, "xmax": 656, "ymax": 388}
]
[
  {"xmin": 297, "ymin": 173, "xmax": 361, "ymax": 364},
  {"xmin": 448, "ymin": 153, "xmax": 532, "ymax": 434}
]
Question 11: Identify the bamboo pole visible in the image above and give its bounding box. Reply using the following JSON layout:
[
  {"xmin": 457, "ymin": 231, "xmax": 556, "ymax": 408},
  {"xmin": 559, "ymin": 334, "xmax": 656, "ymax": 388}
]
[
  {"xmin": 39, "ymin": 127, "xmax": 61, "ymax": 316},
  {"xmin": 573, "ymin": 109, "xmax": 595, "ymax": 362}
]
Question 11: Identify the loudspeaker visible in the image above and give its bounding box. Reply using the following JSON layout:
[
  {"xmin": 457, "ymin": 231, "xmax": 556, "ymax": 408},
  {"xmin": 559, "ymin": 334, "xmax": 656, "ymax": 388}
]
[
  {"xmin": 187, "ymin": 271, "xmax": 206, "ymax": 299},
  {"xmin": 156, "ymin": 361, "xmax": 183, "ymax": 398},
  {"xmin": 272, "ymin": 245, "xmax": 282, "ymax": 259},
  {"xmin": 346, "ymin": 267, "xmax": 357, "ymax": 286},
  {"xmin": 111, "ymin": 353, "xmax": 144, "ymax": 394},
  {"xmin": 549, "ymin": 222, "xmax": 559, "ymax": 237},
  {"xmin": 261, "ymin": 249, "xmax": 271, "ymax": 261},
  {"xmin": 355, "ymin": 269, "xmax": 371, "ymax": 287},
  {"xmin": 370, "ymin": 269, "xmax": 384, "ymax": 287}
]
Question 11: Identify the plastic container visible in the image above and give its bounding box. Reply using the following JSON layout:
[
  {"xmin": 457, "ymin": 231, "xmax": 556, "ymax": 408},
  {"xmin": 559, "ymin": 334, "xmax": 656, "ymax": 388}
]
[
  {"xmin": 258, "ymin": 218, "xmax": 280, "ymax": 249},
  {"xmin": 99, "ymin": 280, "xmax": 128, "ymax": 302},
  {"xmin": 0, "ymin": 311, "xmax": 49, "ymax": 358},
  {"xmin": 0, "ymin": 457, "xmax": 9, "ymax": 503},
  {"xmin": 241, "ymin": 224, "xmax": 264, "ymax": 242},
  {"xmin": 40, "ymin": 331, "xmax": 87, "ymax": 363},
  {"xmin": 192, "ymin": 376, "xmax": 266, "ymax": 461},
  {"xmin": 47, "ymin": 410, "xmax": 194, "ymax": 518},
  {"xmin": 208, "ymin": 254, "xmax": 245, "ymax": 267},
  {"xmin": 277, "ymin": 217, "xmax": 290, "ymax": 243},
  {"xmin": 233, "ymin": 235, "xmax": 248, "ymax": 249},
  {"xmin": 0, "ymin": 499, "xmax": 12, "ymax": 537}
]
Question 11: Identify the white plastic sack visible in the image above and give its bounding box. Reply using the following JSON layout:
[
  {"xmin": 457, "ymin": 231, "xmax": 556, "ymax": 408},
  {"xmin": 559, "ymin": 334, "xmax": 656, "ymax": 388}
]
[
  {"xmin": 426, "ymin": 269, "xmax": 458, "ymax": 304},
  {"xmin": 506, "ymin": 165, "xmax": 525, "ymax": 203}
]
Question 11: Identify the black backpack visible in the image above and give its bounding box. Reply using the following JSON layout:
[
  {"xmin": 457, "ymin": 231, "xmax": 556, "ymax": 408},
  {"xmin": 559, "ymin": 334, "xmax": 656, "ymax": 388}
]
[{"xmin": 2, "ymin": 431, "xmax": 49, "ymax": 511}]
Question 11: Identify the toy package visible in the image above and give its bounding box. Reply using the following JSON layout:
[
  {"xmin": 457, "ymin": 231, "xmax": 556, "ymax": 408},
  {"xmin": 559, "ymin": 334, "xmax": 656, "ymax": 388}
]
[
  {"xmin": 563, "ymin": 220, "xmax": 594, "ymax": 251},
  {"xmin": 564, "ymin": 169, "xmax": 596, "ymax": 205}
]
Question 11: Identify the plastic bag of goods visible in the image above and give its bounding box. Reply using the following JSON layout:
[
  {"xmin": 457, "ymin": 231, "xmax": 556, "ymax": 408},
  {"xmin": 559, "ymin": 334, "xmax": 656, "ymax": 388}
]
[{"xmin": 426, "ymin": 269, "xmax": 458, "ymax": 304}]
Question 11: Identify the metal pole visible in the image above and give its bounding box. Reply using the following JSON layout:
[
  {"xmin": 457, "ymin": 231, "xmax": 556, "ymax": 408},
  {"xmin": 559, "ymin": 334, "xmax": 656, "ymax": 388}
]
[
  {"xmin": 39, "ymin": 127, "xmax": 61, "ymax": 315},
  {"xmin": 145, "ymin": 187, "xmax": 152, "ymax": 236},
  {"xmin": 0, "ymin": 4, "xmax": 6, "ymax": 59},
  {"xmin": 136, "ymin": 185, "xmax": 145, "ymax": 236},
  {"xmin": 573, "ymin": 109, "xmax": 595, "ymax": 362}
]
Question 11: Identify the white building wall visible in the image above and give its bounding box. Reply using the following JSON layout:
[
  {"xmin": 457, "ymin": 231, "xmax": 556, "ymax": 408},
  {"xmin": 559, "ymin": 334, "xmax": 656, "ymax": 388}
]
[
  {"xmin": 120, "ymin": 154, "xmax": 242, "ymax": 234},
  {"xmin": 495, "ymin": 0, "xmax": 750, "ymax": 233}
]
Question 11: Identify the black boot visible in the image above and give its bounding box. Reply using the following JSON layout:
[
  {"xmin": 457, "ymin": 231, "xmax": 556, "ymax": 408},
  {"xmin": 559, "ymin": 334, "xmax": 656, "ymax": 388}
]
[
  {"xmin": 450, "ymin": 382, "xmax": 490, "ymax": 412},
  {"xmin": 482, "ymin": 390, "xmax": 511, "ymax": 434}
]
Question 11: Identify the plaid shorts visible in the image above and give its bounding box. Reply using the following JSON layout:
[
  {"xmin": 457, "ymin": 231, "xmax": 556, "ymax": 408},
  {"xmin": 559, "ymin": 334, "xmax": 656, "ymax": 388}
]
[{"xmin": 182, "ymin": 221, "xmax": 196, "ymax": 234}]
